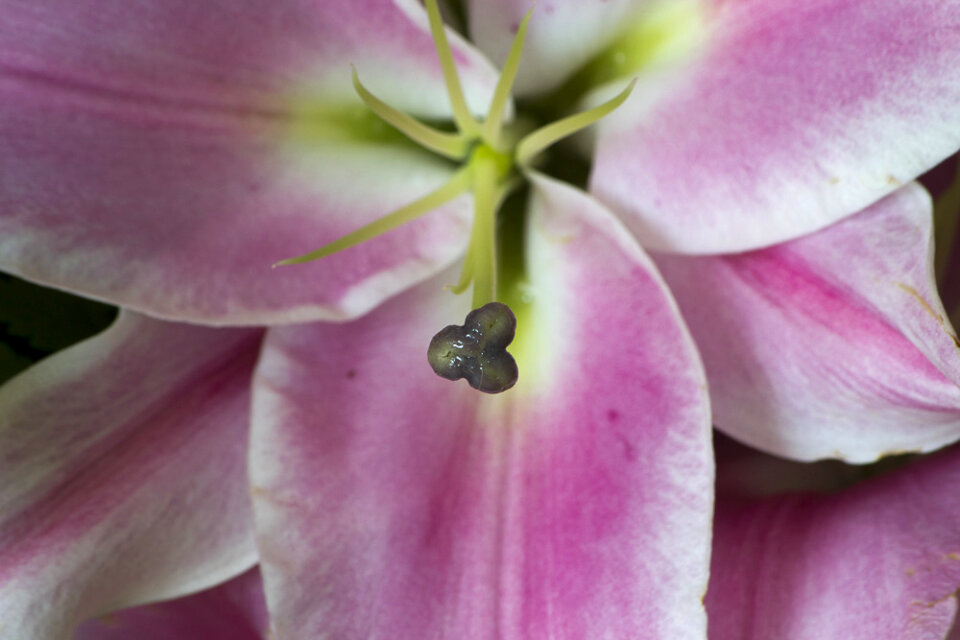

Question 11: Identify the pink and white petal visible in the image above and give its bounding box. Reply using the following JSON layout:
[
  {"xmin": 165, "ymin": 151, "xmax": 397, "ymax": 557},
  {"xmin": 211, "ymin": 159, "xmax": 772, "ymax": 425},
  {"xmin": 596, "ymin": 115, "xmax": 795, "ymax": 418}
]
[
  {"xmin": 250, "ymin": 177, "xmax": 713, "ymax": 639},
  {"xmin": 72, "ymin": 568, "xmax": 268, "ymax": 640},
  {"xmin": 0, "ymin": 312, "xmax": 262, "ymax": 640},
  {"xmin": 654, "ymin": 183, "xmax": 960, "ymax": 462},
  {"xmin": 467, "ymin": 0, "xmax": 679, "ymax": 97},
  {"xmin": 708, "ymin": 443, "xmax": 960, "ymax": 640},
  {"xmin": 0, "ymin": 0, "xmax": 501, "ymax": 324},
  {"xmin": 592, "ymin": 0, "xmax": 960, "ymax": 253}
]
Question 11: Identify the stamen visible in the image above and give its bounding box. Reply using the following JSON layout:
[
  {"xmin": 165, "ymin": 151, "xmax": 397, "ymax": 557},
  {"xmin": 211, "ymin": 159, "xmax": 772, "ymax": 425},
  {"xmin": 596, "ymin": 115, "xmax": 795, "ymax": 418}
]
[
  {"xmin": 482, "ymin": 5, "xmax": 535, "ymax": 149},
  {"xmin": 515, "ymin": 79, "xmax": 637, "ymax": 166},
  {"xmin": 424, "ymin": 0, "xmax": 480, "ymax": 136},
  {"xmin": 352, "ymin": 68, "xmax": 470, "ymax": 160},
  {"xmin": 273, "ymin": 167, "xmax": 472, "ymax": 266}
]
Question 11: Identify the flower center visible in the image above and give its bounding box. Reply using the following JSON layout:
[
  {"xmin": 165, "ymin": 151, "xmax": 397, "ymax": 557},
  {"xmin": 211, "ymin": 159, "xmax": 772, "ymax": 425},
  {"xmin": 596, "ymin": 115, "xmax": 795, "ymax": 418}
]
[{"xmin": 276, "ymin": 0, "xmax": 633, "ymax": 393}]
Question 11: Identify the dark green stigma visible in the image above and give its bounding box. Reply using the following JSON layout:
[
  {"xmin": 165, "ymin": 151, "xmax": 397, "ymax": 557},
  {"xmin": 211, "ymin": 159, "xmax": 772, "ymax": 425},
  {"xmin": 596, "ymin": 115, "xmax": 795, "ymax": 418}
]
[{"xmin": 427, "ymin": 302, "xmax": 518, "ymax": 393}]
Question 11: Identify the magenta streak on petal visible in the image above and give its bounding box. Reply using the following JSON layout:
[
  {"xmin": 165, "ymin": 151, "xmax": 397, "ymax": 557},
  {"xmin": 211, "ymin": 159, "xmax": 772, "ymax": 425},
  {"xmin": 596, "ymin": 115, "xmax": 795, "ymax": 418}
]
[
  {"xmin": 0, "ymin": 64, "xmax": 285, "ymax": 129},
  {"xmin": 708, "ymin": 443, "xmax": 960, "ymax": 640},
  {"xmin": 723, "ymin": 249, "xmax": 952, "ymax": 410}
]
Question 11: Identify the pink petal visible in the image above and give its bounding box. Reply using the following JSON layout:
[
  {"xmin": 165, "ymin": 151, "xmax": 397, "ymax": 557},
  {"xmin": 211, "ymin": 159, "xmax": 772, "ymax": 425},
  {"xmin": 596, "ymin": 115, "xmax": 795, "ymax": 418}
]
[
  {"xmin": 249, "ymin": 177, "xmax": 713, "ymax": 638},
  {"xmin": 73, "ymin": 568, "xmax": 268, "ymax": 640},
  {"xmin": 0, "ymin": 0, "xmax": 500, "ymax": 324},
  {"xmin": 655, "ymin": 183, "xmax": 960, "ymax": 462},
  {"xmin": 591, "ymin": 0, "xmax": 960, "ymax": 252},
  {"xmin": 0, "ymin": 313, "xmax": 262, "ymax": 639},
  {"xmin": 708, "ymin": 443, "xmax": 960, "ymax": 639},
  {"xmin": 467, "ymin": 0, "xmax": 666, "ymax": 96}
]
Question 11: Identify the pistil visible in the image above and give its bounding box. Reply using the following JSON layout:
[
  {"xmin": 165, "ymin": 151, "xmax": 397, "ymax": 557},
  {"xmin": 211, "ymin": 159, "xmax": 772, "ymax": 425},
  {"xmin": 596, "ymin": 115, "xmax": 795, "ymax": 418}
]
[{"xmin": 464, "ymin": 144, "xmax": 513, "ymax": 309}]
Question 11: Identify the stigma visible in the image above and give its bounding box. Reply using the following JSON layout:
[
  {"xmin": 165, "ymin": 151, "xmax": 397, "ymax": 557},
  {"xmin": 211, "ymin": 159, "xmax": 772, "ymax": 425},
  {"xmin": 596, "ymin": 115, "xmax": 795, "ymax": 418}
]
[{"xmin": 428, "ymin": 302, "xmax": 518, "ymax": 393}]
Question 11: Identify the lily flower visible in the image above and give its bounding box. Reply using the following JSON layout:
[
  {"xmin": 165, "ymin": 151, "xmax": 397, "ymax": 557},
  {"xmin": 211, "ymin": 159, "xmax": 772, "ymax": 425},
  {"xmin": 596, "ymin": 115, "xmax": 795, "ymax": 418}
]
[{"xmin": 0, "ymin": 0, "xmax": 959, "ymax": 638}]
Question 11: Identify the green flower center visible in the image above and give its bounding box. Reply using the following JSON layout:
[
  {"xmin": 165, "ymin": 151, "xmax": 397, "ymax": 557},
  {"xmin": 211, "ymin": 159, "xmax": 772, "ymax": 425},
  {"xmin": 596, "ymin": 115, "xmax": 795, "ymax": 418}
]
[{"xmin": 276, "ymin": 0, "xmax": 635, "ymax": 392}]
